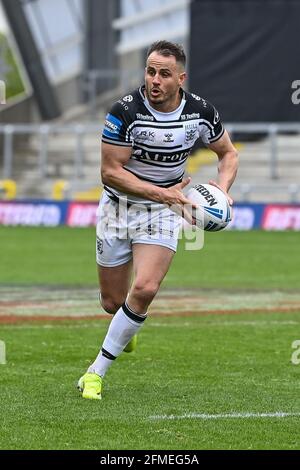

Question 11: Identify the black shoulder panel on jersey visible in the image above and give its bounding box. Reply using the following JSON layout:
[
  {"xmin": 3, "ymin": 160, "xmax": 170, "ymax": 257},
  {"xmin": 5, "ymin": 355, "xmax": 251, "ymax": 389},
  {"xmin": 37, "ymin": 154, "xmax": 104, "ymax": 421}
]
[
  {"xmin": 102, "ymin": 89, "xmax": 141, "ymax": 146},
  {"xmin": 185, "ymin": 91, "xmax": 225, "ymax": 144}
]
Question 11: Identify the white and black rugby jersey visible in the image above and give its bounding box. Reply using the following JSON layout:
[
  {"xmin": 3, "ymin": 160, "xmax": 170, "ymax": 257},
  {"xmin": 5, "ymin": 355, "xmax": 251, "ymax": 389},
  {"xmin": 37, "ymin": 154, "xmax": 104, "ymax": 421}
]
[{"xmin": 102, "ymin": 85, "xmax": 224, "ymax": 205}]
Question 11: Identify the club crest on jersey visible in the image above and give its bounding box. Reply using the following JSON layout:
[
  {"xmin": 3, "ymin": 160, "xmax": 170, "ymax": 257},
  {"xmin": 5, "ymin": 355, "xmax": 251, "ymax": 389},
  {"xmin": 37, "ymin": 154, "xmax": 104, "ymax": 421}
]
[
  {"xmin": 185, "ymin": 128, "xmax": 197, "ymax": 143},
  {"xmin": 97, "ymin": 237, "xmax": 104, "ymax": 254},
  {"xmin": 163, "ymin": 132, "xmax": 174, "ymax": 143},
  {"xmin": 184, "ymin": 123, "xmax": 198, "ymax": 144}
]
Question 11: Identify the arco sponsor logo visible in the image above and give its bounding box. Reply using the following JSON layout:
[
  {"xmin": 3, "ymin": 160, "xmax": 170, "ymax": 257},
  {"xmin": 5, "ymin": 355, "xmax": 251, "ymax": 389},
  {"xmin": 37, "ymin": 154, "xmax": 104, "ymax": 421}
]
[{"xmin": 137, "ymin": 150, "xmax": 190, "ymax": 163}]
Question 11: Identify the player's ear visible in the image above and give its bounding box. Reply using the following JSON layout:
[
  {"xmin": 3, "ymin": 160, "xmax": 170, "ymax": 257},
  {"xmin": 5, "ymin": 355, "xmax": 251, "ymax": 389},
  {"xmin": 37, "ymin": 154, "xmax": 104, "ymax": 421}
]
[{"xmin": 179, "ymin": 72, "xmax": 187, "ymax": 86}]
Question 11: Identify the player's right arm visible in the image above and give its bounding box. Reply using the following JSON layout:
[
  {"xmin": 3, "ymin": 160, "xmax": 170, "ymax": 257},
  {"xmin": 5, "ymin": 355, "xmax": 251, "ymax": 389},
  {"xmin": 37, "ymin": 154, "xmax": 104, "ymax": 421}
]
[{"xmin": 101, "ymin": 142, "xmax": 193, "ymax": 207}]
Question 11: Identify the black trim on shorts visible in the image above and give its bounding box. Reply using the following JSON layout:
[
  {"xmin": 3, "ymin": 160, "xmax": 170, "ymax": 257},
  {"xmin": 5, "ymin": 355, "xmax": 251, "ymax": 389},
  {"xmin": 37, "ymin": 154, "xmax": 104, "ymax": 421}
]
[
  {"xmin": 103, "ymin": 186, "xmax": 154, "ymax": 212},
  {"xmin": 104, "ymin": 186, "xmax": 135, "ymax": 208}
]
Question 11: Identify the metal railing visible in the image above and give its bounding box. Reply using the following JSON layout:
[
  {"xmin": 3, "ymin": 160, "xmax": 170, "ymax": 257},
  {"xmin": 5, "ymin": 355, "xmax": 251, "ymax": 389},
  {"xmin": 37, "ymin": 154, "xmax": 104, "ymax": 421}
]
[
  {"xmin": 0, "ymin": 123, "xmax": 101, "ymax": 180},
  {"xmin": 225, "ymin": 122, "xmax": 300, "ymax": 180},
  {"xmin": 233, "ymin": 183, "xmax": 300, "ymax": 203},
  {"xmin": 82, "ymin": 69, "xmax": 144, "ymax": 118},
  {"xmin": 0, "ymin": 122, "xmax": 300, "ymax": 201}
]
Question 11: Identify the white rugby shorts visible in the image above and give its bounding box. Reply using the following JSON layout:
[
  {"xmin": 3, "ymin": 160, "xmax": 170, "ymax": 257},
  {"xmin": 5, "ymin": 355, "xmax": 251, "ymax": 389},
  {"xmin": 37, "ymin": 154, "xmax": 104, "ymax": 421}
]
[{"xmin": 96, "ymin": 191, "xmax": 181, "ymax": 267}]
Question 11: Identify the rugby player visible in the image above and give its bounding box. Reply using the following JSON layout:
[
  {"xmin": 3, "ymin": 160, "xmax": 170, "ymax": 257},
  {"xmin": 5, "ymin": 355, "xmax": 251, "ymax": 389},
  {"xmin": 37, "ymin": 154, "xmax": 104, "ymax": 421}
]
[{"xmin": 78, "ymin": 40, "xmax": 238, "ymax": 399}]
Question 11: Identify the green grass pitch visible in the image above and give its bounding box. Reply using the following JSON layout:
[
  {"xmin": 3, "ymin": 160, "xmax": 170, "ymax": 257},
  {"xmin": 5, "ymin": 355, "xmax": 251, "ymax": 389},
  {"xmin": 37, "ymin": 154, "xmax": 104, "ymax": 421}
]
[{"xmin": 0, "ymin": 227, "xmax": 300, "ymax": 449}]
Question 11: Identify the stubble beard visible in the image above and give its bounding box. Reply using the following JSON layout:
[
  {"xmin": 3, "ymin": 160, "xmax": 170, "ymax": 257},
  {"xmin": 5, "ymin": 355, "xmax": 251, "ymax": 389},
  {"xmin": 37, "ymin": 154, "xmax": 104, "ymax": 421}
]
[
  {"xmin": 145, "ymin": 83, "xmax": 180, "ymax": 111},
  {"xmin": 145, "ymin": 85, "xmax": 165, "ymax": 106}
]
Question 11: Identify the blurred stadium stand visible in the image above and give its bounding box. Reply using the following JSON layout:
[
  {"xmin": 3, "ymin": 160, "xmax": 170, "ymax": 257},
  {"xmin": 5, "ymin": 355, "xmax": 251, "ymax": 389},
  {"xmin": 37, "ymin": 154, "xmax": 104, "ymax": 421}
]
[
  {"xmin": 0, "ymin": 0, "xmax": 299, "ymax": 203},
  {"xmin": 1, "ymin": 122, "xmax": 300, "ymax": 202}
]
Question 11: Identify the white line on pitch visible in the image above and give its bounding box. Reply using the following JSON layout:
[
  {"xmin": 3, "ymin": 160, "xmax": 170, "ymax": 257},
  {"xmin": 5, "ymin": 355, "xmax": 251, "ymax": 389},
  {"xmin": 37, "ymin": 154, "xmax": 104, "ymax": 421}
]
[
  {"xmin": 0, "ymin": 323, "xmax": 104, "ymax": 329},
  {"xmin": 149, "ymin": 412, "xmax": 300, "ymax": 420},
  {"xmin": 149, "ymin": 321, "xmax": 299, "ymax": 327},
  {"xmin": 1, "ymin": 320, "xmax": 298, "ymax": 330}
]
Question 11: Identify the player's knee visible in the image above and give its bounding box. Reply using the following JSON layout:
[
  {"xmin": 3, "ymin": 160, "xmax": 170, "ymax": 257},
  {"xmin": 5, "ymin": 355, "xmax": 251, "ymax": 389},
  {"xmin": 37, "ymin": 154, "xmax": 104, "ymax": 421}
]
[
  {"xmin": 132, "ymin": 280, "xmax": 160, "ymax": 303},
  {"xmin": 100, "ymin": 295, "xmax": 122, "ymax": 315}
]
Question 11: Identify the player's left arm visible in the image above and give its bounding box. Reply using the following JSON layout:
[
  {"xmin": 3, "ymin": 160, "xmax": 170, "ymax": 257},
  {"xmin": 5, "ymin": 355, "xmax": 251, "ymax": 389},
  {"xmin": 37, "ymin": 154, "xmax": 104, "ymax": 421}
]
[{"xmin": 207, "ymin": 130, "xmax": 239, "ymax": 205}]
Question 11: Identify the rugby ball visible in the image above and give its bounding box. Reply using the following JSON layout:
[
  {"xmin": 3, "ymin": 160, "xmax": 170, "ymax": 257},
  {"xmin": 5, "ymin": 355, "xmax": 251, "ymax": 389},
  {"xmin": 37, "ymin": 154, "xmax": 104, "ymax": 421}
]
[{"xmin": 185, "ymin": 183, "xmax": 232, "ymax": 231}]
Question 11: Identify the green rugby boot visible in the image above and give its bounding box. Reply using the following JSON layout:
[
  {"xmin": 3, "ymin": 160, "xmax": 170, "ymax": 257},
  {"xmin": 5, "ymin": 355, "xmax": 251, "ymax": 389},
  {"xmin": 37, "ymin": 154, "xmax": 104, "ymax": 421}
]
[
  {"xmin": 123, "ymin": 334, "xmax": 137, "ymax": 353},
  {"xmin": 77, "ymin": 372, "xmax": 102, "ymax": 400}
]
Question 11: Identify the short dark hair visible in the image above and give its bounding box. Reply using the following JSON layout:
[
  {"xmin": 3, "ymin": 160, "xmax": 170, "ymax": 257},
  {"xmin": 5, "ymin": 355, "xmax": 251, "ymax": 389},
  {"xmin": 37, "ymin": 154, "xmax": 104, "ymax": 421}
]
[{"xmin": 146, "ymin": 40, "xmax": 186, "ymax": 68}]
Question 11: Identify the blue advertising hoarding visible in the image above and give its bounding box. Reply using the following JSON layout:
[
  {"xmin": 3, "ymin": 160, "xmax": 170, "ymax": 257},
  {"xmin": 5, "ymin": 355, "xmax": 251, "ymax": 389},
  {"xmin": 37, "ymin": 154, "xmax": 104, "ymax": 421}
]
[
  {"xmin": 0, "ymin": 200, "xmax": 69, "ymax": 226},
  {"xmin": 1, "ymin": 200, "xmax": 300, "ymax": 230}
]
